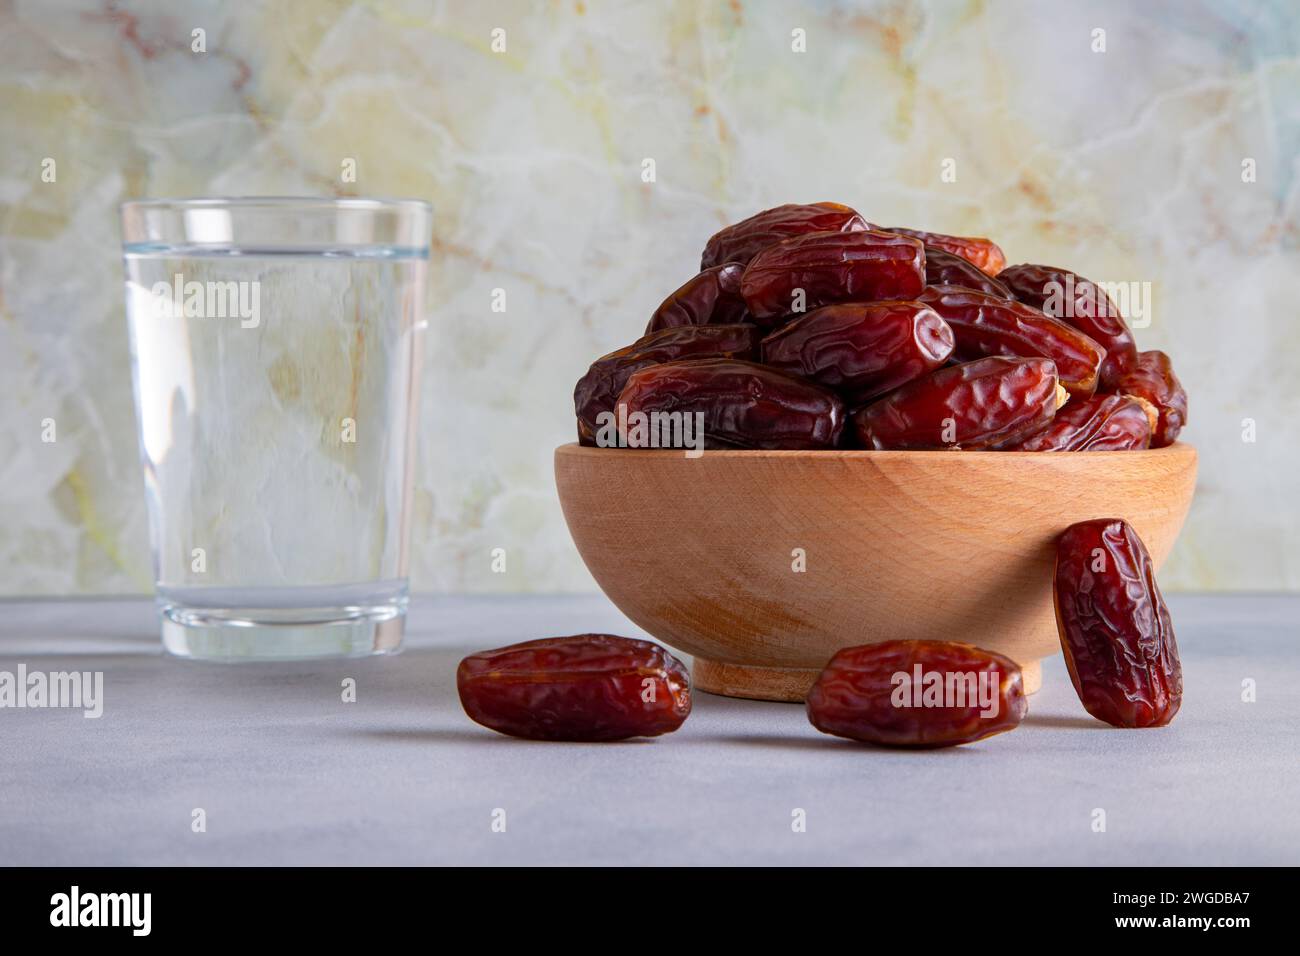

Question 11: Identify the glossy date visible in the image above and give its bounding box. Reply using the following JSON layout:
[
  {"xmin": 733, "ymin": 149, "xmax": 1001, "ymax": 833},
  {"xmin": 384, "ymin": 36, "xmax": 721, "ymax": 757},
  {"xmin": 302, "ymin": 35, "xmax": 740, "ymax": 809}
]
[
  {"xmin": 574, "ymin": 324, "xmax": 759, "ymax": 442},
  {"xmin": 457, "ymin": 634, "xmax": 692, "ymax": 741},
  {"xmin": 740, "ymin": 230, "xmax": 926, "ymax": 323},
  {"xmin": 806, "ymin": 640, "xmax": 1027, "ymax": 748},
  {"xmin": 617, "ymin": 358, "xmax": 845, "ymax": 449},
  {"xmin": 918, "ymin": 285, "xmax": 1105, "ymax": 398},
  {"xmin": 884, "ymin": 227, "xmax": 1007, "ymax": 276},
  {"xmin": 851, "ymin": 356, "xmax": 1062, "ymax": 450},
  {"xmin": 700, "ymin": 202, "xmax": 869, "ymax": 270},
  {"xmin": 1108, "ymin": 349, "xmax": 1187, "ymax": 448},
  {"xmin": 1054, "ymin": 520, "xmax": 1182, "ymax": 727},
  {"xmin": 760, "ymin": 300, "xmax": 954, "ymax": 405},
  {"xmin": 1011, "ymin": 393, "xmax": 1152, "ymax": 451},
  {"xmin": 922, "ymin": 248, "xmax": 1012, "ymax": 298},
  {"xmin": 644, "ymin": 263, "xmax": 751, "ymax": 333},
  {"xmin": 997, "ymin": 263, "xmax": 1138, "ymax": 385}
]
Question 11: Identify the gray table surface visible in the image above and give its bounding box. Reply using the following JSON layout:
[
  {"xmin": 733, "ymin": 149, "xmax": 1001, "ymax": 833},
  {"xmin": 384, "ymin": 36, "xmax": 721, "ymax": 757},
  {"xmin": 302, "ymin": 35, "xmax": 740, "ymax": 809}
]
[{"xmin": 0, "ymin": 593, "xmax": 1296, "ymax": 866}]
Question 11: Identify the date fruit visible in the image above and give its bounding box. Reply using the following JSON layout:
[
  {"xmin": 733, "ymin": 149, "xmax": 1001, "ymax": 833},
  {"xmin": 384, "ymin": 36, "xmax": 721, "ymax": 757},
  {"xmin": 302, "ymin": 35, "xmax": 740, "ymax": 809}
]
[
  {"xmin": 1010, "ymin": 393, "xmax": 1151, "ymax": 451},
  {"xmin": 574, "ymin": 324, "xmax": 759, "ymax": 443},
  {"xmin": 700, "ymin": 202, "xmax": 869, "ymax": 270},
  {"xmin": 998, "ymin": 263, "xmax": 1138, "ymax": 385},
  {"xmin": 885, "ymin": 227, "xmax": 1007, "ymax": 276},
  {"xmin": 918, "ymin": 285, "xmax": 1106, "ymax": 398},
  {"xmin": 760, "ymin": 300, "xmax": 954, "ymax": 405},
  {"xmin": 740, "ymin": 230, "xmax": 926, "ymax": 323},
  {"xmin": 644, "ymin": 263, "xmax": 750, "ymax": 333},
  {"xmin": 1108, "ymin": 349, "xmax": 1187, "ymax": 448},
  {"xmin": 1054, "ymin": 520, "xmax": 1182, "ymax": 727},
  {"xmin": 573, "ymin": 202, "xmax": 1189, "ymax": 455},
  {"xmin": 806, "ymin": 640, "xmax": 1027, "ymax": 748},
  {"xmin": 922, "ymin": 248, "xmax": 1012, "ymax": 298},
  {"xmin": 851, "ymin": 356, "xmax": 1062, "ymax": 450},
  {"xmin": 457, "ymin": 634, "xmax": 692, "ymax": 741},
  {"xmin": 617, "ymin": 358, "xmax": 844, "ymax": 449}
]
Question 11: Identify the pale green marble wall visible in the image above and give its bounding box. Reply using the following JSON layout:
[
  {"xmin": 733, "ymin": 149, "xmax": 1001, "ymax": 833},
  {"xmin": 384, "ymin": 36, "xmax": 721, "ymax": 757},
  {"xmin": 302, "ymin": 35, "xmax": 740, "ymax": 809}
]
[{"xmin": 1, "ymin": 0, "xmax": 1297, "ymax": 594}]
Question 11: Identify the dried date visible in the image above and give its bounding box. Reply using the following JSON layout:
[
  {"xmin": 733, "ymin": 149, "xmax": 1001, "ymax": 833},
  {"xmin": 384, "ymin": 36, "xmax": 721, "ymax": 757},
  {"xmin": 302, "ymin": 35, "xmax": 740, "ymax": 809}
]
[
  {"xmin": 740, "ymin": 230, "xmax": 926, "ymax": 323},
  {"xmin": 922, "ymin": 248, "xmax": 1013, "ymax": 298},
  {"xmin": 1108, "ymin": 350, "xmax": 1187, "ymax": 448},
  {"xmin": 918, "ymin": 285, "xmax": 1106, "ymax": 398},
  {"xmin": 885, "ymin": 227, "xmax": 1007, "ymax": 276},
  {"xmin": 998, "ymin": 263, "xmax": 1138, "ymax": 385},
  {"xmin": 701, "ymin": 202, "xmax": 869, "ymax": 270},
  {"xmin": 457, "ymin": 634, "xmax": 692, "ymax": 741},
  {"xmin": 617, "ymin": 358, "xmax": 844, "ymax": 449},
  {"xmin": 1010, "ymin": 393, "xmax": 1151, "ymax": 451},
  {"xmin": 851, "ymin": 356, "xmax": 1063, "ymax": 450},
  {"xmin": 760, "ymin": 300, "xmax": 954, "ymax": 405},
  {"xmin": 644, "ymin": 263, "xmax": 751, "ymax": 333},
  {"xmin": 1054, "ymin": 520, "xmax": 1182, "ymax": 727},
  {"xmin": 806, "ymin": 640, "xmax": 1027, "ymax": 748},
  {"xmin": 574, "ymin": 324, "xmax": 759, "ymax": 443}
]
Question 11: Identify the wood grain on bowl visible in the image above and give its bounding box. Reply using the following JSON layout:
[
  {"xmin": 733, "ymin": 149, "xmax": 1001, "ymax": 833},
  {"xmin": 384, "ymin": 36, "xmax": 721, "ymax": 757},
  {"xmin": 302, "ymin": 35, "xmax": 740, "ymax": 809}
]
[{"xmin": 554, "ymin": 443, "xmax": 1197, "ymax": 703}]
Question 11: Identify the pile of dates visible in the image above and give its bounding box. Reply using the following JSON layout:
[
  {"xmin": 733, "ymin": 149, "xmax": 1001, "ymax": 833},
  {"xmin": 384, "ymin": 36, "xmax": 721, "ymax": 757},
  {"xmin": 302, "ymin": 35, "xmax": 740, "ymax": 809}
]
[
  {"xmin": 574, "ymin": 202, "xmax": 1187, "ymax": 452},
  {"xmin": 458, "ymin": 520, "xmax": 1182, "ymax": 747}
]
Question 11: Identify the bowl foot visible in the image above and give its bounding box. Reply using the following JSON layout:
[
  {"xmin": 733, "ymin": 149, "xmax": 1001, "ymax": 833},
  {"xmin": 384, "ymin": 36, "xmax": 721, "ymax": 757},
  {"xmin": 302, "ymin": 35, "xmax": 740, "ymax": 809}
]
[
  {"xmin": 694, "ymin": 656, "xmax": 1043, "ymax": 702},
  {"xmin": 693, "ymin": 658, "xmax": 821, "ymax": 703},
  {"xmin": 1020, "ymin": 660, "xmax": 1042, "ymax": 695}
]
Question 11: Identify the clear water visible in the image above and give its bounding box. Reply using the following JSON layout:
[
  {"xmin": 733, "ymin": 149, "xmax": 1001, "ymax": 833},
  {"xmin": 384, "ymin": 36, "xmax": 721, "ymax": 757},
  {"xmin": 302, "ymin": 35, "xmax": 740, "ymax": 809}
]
[{"xmin": 123, "ymin": 244, "xmax": 426, "ymax": 658}]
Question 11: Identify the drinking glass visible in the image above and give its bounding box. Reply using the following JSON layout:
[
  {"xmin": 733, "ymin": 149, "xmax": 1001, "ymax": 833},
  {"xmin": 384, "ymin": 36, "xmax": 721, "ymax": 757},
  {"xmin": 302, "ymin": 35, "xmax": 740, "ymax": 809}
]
[{"xmin": 120, "ymin": 197, "xmax": 430, "ymax": 660}]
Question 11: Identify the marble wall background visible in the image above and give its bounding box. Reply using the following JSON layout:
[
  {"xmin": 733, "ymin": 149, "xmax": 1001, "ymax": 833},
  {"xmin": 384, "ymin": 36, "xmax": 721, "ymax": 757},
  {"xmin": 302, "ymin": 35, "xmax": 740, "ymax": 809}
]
[{"xmin": 1, "ymin": 0, "xmax": 1297, "ymax": 595}]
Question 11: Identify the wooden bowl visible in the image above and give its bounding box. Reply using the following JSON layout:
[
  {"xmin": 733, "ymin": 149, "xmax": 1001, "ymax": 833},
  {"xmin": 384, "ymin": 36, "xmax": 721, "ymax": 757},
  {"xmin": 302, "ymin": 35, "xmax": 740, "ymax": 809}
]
[{"xmin": 555, "ymin": 442, "xmax": 1197, "ymax": 702}]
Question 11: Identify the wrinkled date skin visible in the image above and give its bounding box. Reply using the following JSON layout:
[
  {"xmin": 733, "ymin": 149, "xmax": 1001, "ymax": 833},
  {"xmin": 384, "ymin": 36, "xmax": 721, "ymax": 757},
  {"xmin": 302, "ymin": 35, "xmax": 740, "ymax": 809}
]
[
  {"xmin": 740, "ymin": 230, "xmax": 926, "ymax": 323},
  {"xmin": 1108, "ymin": 349, "xmax": 1187, "ymax": 448},
  {"xmin": 998, "ymin": 263, "xmax": 1138, "ymax": 385},
  {"xmin": 760, "ymin": 300, "xmax": 954, "ymax": 405},
  {"xmin": 922, "ymin": 248, "xmax": 1012, "ymax": 298},
  {"xmin": 806, "ymin": 640, "xmax": 1027, "ymax": 748},
  {"xmin": 617, "ymin": 358, "xmax": 844, "ymax": 449},
  {"xmin": 852, "ymin": 356, "xmax": 1061, "ymax": 450},
  {"xmin": 700, "ymin": 202, "xmax": 869, "ymax": 270},
  {"xmin": 574, "ymin": 324, "xmax": 759, "ymax": 443},
  {"xmin": 1011, "ymin": 393, "xmax": 1152, "ymax": 451},
  {"xmin": 918, "ymin": 285, "xmax": 1106, "ymax": 398},
  {"xmin": 457, "ymin": 634, "xmax": 692, "ymax": 741},
  {"xmin": 885, "ymin": 227, "xmax": 1007, "ymax": 276},
  {"xmin": 644, "ymin": 263, "xmax": 751, "ymax": 333},
  {"xmin": 1054, "ymin": 520, "xmax": 1182, "ymax": 727}
]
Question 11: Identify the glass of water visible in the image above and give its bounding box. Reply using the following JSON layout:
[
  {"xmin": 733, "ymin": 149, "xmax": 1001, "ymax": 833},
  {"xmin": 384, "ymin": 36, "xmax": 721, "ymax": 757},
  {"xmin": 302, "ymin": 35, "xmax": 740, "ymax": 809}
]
[{"xmin": 120, "ymin": 198, "xmax": 431, "ymax": 660}]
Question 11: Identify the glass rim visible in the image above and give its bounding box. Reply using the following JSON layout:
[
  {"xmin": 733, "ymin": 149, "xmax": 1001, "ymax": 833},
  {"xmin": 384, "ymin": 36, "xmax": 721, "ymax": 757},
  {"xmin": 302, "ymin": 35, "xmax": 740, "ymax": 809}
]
[{"xmin": 119, "ymin": 196, "xmax": 432, "ymax": 213}]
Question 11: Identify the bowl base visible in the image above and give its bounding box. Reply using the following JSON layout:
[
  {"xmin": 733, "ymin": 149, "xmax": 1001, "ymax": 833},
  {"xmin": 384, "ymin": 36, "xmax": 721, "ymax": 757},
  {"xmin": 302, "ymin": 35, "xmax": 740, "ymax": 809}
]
[
  {"xmin": 693, "ymin": 658, "xmax": 820, "ymax": 703},
  {"xmin": 693, "ymin": 657, "xmax": 1043, "ymax": 703}
]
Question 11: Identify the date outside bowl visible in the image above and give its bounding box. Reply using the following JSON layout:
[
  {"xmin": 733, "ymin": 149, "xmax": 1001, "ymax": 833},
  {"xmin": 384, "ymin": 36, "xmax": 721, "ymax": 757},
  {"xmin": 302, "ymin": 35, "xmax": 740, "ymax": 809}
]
[{"xmin": 554, "ymin": 442, "xmax": 1197, "ymax": 702}]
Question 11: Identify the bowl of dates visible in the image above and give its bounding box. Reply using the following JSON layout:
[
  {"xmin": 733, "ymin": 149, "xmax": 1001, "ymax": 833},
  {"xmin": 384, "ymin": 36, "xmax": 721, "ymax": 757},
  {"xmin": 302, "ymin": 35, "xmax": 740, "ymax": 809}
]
[{"xmin": 556, "ymin": 204, "xmax": 1196, "ymax": 702}]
